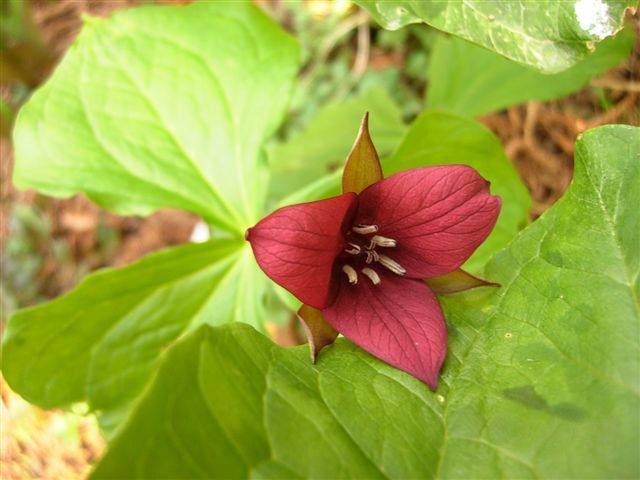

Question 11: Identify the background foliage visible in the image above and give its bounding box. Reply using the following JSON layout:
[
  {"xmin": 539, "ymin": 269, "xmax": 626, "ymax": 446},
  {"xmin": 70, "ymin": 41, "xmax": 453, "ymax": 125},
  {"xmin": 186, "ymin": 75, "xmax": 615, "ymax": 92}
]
[{"xmin": 1, "ymin": 0, "xmax": 638, "ymax": 478}]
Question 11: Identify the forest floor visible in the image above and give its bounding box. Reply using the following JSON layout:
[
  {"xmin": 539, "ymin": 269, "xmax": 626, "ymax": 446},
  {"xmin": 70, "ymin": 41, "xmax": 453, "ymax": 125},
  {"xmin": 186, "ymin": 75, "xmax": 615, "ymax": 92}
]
[{"xmin": 1, "ymin": 1, "xmax": 638, "ymax": 478}]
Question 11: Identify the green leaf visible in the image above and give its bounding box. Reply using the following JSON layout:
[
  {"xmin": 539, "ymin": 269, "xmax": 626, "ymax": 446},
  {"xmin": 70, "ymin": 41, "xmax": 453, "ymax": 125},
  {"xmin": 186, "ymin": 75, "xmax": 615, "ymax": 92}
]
[
  {"xmin": 267, "ymin": 87, "xmax": 406, "ymax": 201},
  {"xmin": 12, "ymin": 3, "xmax": 299, "ymax": 234},
  {"xmin": 385, "ymin": 112, "xmax": 531, "ymax": 272},
  {"xmin": 356, "ymin": 0, "xmax": 634, "ymax": 73},
  {"xmin": 1, "ymin": 240, "xmax": 267, "ymax": 434},
  {"xmin": 92, "ymin": 125, "xmax": 638, "ymax": 479},
  {"xmin": 91, "ymin": 324, "xmax": 275, "ymax": 479},
  {"xmin": 426, "ymin": 26, "xmax": 634, "ymax": 117}
]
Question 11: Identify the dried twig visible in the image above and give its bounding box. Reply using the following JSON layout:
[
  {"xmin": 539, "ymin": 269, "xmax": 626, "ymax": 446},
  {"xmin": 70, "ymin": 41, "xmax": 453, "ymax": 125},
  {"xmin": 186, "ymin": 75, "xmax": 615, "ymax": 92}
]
[{"xmin": 591, "ymin": 77, "xmax": 640, "ymax": 92}]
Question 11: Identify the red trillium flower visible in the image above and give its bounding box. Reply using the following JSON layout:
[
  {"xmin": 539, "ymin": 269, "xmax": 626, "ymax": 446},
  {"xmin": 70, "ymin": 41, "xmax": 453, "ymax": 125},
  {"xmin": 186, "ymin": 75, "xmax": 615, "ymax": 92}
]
[{"xmin": 247, "ymin": 114, "xmax": 501, "ymax": 389}]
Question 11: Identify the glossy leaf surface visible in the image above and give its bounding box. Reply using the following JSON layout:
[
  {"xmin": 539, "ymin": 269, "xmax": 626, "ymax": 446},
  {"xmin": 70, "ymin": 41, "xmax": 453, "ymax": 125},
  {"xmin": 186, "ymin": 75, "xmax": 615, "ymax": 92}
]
[
  {"xmin": 93, "ymin": 125, "xmax": 639, "ymax": 478},
  {"xmin": 356, "ymin": 0, "xmax": 634, "ymax": 73},
  {"xmin": 12, "ymin": 3, "xmax": 299, "ymax": 234}
]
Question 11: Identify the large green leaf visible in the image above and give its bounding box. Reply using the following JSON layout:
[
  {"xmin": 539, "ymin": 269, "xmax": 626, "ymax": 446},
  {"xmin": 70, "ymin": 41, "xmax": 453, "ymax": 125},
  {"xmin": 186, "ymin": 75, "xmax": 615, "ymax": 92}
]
[
  {"xmin": 91, "ymin": 325, "xmax": 273, "ymax": 479},
  {"xmin": 1, "ymin": 240, "xmax": 267, "ymax": 434},
  {"xmin": 92, "ymin": 125, "xmax": 639, "ymax": 478},
  {"xmin": 356, "ymin": 0, "xmax": 634, "ymax": 73},
  {"xmin": 12, "ymin": 3, "xmax": 299, "ymax": 234},
  {"xmin": 267, "ymin": 87, "xmax": 406, "ymax": 201},
  {"xmin": 427, "ymin": 26, "xmax": 634, "ymax": 117}
]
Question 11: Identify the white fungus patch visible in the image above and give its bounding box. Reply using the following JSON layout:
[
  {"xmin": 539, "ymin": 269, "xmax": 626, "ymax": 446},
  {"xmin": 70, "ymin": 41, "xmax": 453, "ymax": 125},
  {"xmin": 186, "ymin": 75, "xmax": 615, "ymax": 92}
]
[
  {"xmin": 574, "ymin": 0, "xmax": 615, "ymax": 39},
  {"xmin": 190, "ymin": 221, "xmax": 210, "ymax": 243},
  {"xmin": 385, "ymin": 18, "xmax": 403, "ymax": 30},
  {"xmin": 375, "ymin": 4, "xmax": 413, "ymax": 30}
]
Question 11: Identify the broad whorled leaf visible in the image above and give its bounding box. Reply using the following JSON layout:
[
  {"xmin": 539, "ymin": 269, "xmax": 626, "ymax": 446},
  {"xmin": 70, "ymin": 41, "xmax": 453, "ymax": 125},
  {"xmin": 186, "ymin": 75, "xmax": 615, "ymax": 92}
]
[
  {"xmin": 12, "ymin": 2, "xmax": 299, "ymax": 234},
  {"xmin": 92, "ymin": 125, "xmax": 639, "ymax": 478},
  {"xmin": 356, "ymin": 0, "xmax": 634, "ymax": 73},
  {"xmin": 426, "ymin": 26, "xmax": 634, "ymax": 117},
  {"xmin": 1, "ymin": 241, "xmax": 267, "ymax": 435}
]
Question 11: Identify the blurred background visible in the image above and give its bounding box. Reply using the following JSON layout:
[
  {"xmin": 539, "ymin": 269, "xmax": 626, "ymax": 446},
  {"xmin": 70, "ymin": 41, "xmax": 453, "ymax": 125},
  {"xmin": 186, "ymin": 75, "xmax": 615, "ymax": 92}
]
[{"xmin": 1, "ymin": 0, "xmax": 638, "ymax": 478}]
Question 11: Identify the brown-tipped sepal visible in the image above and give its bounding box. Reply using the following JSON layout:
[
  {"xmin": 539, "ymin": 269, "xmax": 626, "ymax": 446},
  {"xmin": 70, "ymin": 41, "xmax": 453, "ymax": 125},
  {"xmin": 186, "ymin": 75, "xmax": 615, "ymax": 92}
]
[
  {"xmin": 297, "ymin": 304, "xmax": 339, "ymax": 363},
  {"xmin": 425, "ymin": 268, "xmax": 500, "ymax": 295},
  {"xmin": 342, "ymin": 112, "xmax": 383, "ymax": 194}
]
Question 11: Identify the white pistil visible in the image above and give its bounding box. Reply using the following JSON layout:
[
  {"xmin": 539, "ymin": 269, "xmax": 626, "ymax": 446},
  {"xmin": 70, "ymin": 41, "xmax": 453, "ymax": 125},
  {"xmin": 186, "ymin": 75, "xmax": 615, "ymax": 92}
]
[
  {"xmin": 352, "ymin": 224, "xmax": 379, "ymax": 235},
  {"xmin": 344, "ymin": 243, "xmax": 361, "ymax": 255},
  {"xmin": 365, "ymin": 250, "xmax": 379, "ymax": 264},
  {"xmin": 369, "ymin": 235, "xmax": 397, "ymax": 248},
  {"xmin": 342, "ymin": 265, "xmax": 358, "ymax": 285},
  {"xmin": 377, "ymin": 254, "xmax": 406, "ymax": 276},
  {"xmin": 361, "ymin": 268, "xmax": 381, "ymax": 285}
]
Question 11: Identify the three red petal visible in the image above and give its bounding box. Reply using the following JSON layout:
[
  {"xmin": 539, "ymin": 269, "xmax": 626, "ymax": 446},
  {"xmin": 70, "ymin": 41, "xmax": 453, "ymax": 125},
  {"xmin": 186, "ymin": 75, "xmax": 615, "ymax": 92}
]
[{"xmin": 247, "ymin": 164, "xmax": 500, "ymax": 389}]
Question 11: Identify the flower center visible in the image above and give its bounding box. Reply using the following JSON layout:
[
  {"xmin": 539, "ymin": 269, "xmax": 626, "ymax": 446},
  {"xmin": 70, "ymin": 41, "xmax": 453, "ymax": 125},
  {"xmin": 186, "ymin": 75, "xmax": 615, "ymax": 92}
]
[{"xmin": 341, "ymin": 224, "xmax": 406, "ymax": 286}]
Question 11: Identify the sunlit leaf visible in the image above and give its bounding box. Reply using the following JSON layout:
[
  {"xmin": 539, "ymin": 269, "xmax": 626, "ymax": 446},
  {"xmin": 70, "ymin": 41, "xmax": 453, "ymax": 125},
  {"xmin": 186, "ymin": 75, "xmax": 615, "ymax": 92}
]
[{"xmin": 12, "ymin": 2, "xmax": 299, "ymax": 234}]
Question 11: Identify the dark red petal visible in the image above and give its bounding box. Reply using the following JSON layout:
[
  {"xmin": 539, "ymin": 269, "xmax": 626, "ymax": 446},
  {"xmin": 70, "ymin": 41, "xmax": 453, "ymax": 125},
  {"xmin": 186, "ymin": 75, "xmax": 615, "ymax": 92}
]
[
  {"xmin": 246, "ymin": 193, "xmax": 357, "ymax": 309},
  {"xmin": 356, "ymin": 165, "xmax": 501, "ymax": 278},
  {"xmin": 323, "ymin": 273, "xmax": 447, "ymax": 390}
]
